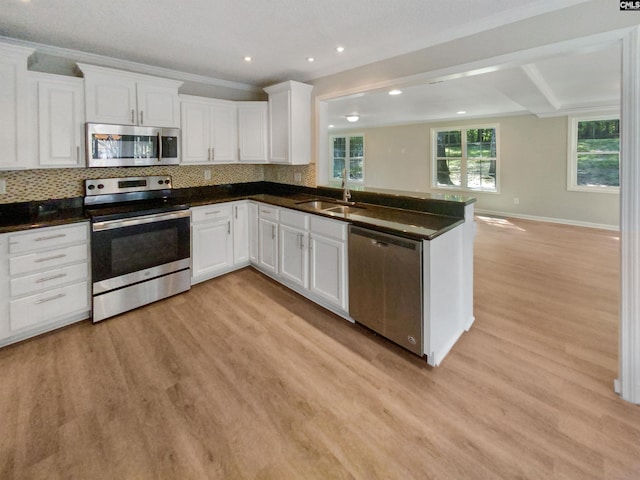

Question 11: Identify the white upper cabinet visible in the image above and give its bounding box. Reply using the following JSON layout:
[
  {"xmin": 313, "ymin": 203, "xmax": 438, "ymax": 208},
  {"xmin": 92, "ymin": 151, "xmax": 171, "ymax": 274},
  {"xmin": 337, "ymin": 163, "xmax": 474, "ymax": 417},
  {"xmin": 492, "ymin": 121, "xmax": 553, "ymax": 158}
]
[
  {"xmin": 28, "ymin": 72, "xmax": 85, "ymax": 168},
  {"xmin": 0, "ymin": 43, "xmax": 34, "ymax": 170},
  {"xmin": 78, "ymin": 64, "xmax": 182, "ymax": 127},
  {"xmin": 180, "ymin": 95, "xmax": 238, "ymax": 164},
  {"xmin": 237, "ymin": 102, "xmax": 268, "ymax": 163},
  {"xmin": 263, "ymin": 81, "xmax": 313, "ymax": 164}
]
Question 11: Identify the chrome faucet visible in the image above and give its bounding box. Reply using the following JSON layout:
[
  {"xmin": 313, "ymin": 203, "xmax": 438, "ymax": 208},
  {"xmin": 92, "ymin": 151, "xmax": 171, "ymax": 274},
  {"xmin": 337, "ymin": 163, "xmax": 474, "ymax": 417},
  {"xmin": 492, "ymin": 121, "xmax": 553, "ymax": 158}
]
[{"xmin": 341, "ymin": 168, "xmax": 351, "ymax": 203}]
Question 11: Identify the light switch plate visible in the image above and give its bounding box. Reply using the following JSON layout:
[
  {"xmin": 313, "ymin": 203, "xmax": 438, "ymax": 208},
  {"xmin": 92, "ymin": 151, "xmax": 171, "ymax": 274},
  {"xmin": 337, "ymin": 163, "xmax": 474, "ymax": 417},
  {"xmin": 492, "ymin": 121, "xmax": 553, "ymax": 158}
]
[{"xmin": 0, "ymin": 178, "xmax": 6, "ymax": 194}]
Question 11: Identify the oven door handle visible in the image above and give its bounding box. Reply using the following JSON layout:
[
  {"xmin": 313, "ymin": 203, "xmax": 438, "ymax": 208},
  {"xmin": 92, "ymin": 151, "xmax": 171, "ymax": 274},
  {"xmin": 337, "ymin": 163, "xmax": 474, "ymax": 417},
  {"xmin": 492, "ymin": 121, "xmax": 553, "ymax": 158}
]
[{"xmin": 92, "ymin": 210, "xmax": 191, "ymax": 232}]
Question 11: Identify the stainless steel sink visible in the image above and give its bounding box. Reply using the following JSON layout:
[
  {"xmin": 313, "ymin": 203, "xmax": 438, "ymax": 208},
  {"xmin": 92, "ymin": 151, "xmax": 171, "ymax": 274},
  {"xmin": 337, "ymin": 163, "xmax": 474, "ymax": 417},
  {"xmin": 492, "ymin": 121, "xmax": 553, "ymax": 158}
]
[
  {"xmin": 324, "ymin": 205, "xmax": 366, "ymax": 215},
  {"xmin": 296, "ymin": 200, "xmax": 340, "ymax": 210}
]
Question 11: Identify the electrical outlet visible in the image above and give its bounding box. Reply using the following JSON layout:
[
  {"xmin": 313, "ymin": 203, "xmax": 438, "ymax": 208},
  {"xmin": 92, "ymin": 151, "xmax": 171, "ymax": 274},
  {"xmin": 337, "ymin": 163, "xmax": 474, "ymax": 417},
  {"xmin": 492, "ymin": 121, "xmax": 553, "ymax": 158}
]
[
  {"xmin": 204, "ymin": 169, "xmax": 211, "ymax": 180},
  {"xmin": 513, "ymin": 197, "xmax": 520, "ymax": 205},
  {"xmin": 294, "ymin": 172, "xmax": 302, "ymax": 182},
  {"xmin": 0, "ymin": 179, "xmax": 6, "ymax": 195}
]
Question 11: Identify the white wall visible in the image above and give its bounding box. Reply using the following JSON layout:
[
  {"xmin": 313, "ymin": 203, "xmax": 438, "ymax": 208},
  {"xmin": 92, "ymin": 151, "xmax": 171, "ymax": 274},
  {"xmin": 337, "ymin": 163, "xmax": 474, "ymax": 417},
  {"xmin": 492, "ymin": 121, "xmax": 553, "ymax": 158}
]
[{"xmin": 336, "ymin": 114, "xmax": 619, "ymax": 228}]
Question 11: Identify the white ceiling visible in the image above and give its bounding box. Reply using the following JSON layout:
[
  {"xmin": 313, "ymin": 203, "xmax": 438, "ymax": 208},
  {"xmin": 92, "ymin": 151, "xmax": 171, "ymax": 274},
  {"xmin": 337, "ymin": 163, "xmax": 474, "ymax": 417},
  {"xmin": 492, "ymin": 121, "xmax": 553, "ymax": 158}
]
[
  {"xmin": 326, "ymin": 41, "xmax": 621, "ymax": 129},
  {"xmin": 0, "ymin": 0, "xmax": 589, "ymax": 87}
]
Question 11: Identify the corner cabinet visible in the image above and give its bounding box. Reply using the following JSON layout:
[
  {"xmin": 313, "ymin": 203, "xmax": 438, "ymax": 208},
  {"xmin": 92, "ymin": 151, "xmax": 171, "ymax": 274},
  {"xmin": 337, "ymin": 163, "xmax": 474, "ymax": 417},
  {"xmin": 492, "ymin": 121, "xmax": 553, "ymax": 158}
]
[
  {"xmin": 27, "ymin": 72, "xmax": 85, "ymax": 168},
  {"xmin": 0, "ymin": 43, "xmax": 34, "ymax": 170},
  {"xmin": 78, "ymin": 63, "xmax": 182, "ymax": 128},
  {"xmin": 263, "ymin": 81, "xmax": 313, "ymax": 164},
  {"xmin": 238, "ymin": 102, "xmax": 269, "ymax": 163}
]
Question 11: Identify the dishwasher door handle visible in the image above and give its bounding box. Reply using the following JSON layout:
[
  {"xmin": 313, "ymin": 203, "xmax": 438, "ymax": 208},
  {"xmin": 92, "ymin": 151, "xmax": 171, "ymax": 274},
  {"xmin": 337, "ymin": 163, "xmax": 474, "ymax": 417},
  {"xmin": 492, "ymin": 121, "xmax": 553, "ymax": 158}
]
[{"xmin": 372, "ymin": 239, "xmax": 389, "ymax": 248}]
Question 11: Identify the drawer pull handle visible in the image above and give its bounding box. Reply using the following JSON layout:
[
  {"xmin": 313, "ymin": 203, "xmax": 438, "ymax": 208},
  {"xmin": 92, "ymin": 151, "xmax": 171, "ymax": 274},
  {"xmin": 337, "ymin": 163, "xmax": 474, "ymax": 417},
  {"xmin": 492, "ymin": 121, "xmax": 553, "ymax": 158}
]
[
  {"xmin": 35, "ymin": 254, "xmax": 67, "ymax": 263},
  {"xmin": 205, "ymin": 211, "xmax": 221, "ymax": 215},
  {"xmin": 36, "ymin": 273, "xmax": 68, "ymax": 284},
  {"xmin": 35, "ymin": 234, "xmax": 67, "ymax": 242},
  {"xmin": 261, "ymin": 209, "xmax": 271, "ymax": 214},
  {"xmin": 35, "ymin": 293, "xmax": 66, "ymax": 304}
]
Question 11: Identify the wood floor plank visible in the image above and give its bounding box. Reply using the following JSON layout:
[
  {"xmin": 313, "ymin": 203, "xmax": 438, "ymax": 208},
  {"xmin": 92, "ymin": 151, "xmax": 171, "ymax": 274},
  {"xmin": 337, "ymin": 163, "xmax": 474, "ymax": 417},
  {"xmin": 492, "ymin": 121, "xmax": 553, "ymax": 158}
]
[{"xmin": 1, "ymin": 215, "xmax": 639, "ymax": 479}]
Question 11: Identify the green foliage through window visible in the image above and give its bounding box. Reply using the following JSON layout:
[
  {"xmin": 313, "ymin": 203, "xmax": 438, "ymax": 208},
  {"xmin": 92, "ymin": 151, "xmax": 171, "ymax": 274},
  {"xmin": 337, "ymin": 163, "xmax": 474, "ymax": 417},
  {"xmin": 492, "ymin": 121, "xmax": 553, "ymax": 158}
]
[
  {"xmin": 573, "ymin": 118, "xmax": 619, "ymax": 189},
  {"xmin": 331, "ymin": 135, "xmax": 364, "ymax": 182},
  {"xmin": 434, "ymin": 127, "xmax": 497, "ymax": 192}
]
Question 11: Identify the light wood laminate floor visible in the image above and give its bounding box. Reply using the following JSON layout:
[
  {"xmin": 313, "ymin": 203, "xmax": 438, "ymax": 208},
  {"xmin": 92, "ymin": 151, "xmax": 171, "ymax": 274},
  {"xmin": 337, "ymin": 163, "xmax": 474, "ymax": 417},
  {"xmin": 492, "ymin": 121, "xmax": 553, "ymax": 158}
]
[{"xmin": 1, "ymin": 216, "xmax": 638, "ymax": 479}]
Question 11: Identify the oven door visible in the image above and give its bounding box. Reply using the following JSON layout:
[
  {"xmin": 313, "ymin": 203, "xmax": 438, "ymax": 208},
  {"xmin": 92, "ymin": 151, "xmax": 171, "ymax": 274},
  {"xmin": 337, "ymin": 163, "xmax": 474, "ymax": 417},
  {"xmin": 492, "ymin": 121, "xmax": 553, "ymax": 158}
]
[{"xmin": 91, "ymin": 210, "xmax": 191, "ymax": 294}]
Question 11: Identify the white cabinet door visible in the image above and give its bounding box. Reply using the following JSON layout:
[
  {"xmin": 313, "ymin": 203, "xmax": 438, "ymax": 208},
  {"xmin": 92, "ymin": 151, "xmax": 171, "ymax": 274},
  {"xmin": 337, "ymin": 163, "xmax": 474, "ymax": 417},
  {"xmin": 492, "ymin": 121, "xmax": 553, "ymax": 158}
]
[
  {"xmin": 84, "ymin": 73, "xmax": 137, "ymax": 125},
  {"xmin": 309, "ymin": 233, "xmax": 347, "ymax": 310},
  {"xmin": 263, "ymin": 81, "xmax": 313, "ymax": 164},
  {"xmin": 36, "ymin": 76, "xmax": 85, "ymax": 168},
  {"xmin": 210, "ymin": 100, "xmax": 238, "ymax": 162},
  {"xmin": 0, "ymin": 44, "xmax": 33, "ymax": 170},
  {"xmin": 258, "ymin": 218, "xmax": 278, "ymax": 275},
  {"xmin": 181, "ymin": 101, "xmax": 211, "ymax": 163},
  {"xmin": 248, "ymin": 202, "xmax": 259, "ymax": 264},
  {"xmin": 279, "ymin": 224, "xmax": 308, "ymax": 288},
  {"xmin": 267, "ymin": 89, "xmax": 289, "ymax": 163},
  {"xmin": 233, "ymin": 202, "xmax": 249, "ymax": 265},
  {"xmin": 238, "ymin": 102, "xmax": 268, "ymax": 163},
  {"xmin": 136, "ymin": 82, "xmax": 180, "ymax": 128},
  {"xmin": 192, "ymin": 218, "xmax": 234, "ymax": 281}
]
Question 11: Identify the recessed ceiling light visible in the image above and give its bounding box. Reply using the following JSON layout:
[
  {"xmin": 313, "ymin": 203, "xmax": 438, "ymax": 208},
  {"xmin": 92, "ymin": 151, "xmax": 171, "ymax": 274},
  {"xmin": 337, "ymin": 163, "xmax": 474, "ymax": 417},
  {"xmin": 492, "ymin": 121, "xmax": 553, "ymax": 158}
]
[
  {"xmin": 306, "ymin": 57, "xmax": 315, "ymax": 62},
  {"xmin": 328, "ymin": 124, "xmax": 335, "ymax": 128},
  {"xmin": 346, "ymin": 114, "xmax": 359, "ymax": 123},
  {"xmin": 389, "ymin": 89, "xmax": 402, "ymax": 95},
  {"xmin": 336, "ymin": 46, "xmax": 345, "ymax": 53},
  {"xmin": 457, "ymin": 110, "xmax": 467, "ymax": 115},
  {"xmin": 244, "ymin": 56, "xmax": 252, "ymax": 62}
]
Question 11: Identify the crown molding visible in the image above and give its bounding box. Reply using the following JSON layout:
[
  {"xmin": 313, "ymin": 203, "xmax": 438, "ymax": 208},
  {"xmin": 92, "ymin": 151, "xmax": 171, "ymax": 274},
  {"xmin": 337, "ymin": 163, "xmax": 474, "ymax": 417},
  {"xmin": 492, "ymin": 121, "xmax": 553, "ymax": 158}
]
[{"xmin": 0, "ymin": 35, "xmax": 262, "ymax": 93}]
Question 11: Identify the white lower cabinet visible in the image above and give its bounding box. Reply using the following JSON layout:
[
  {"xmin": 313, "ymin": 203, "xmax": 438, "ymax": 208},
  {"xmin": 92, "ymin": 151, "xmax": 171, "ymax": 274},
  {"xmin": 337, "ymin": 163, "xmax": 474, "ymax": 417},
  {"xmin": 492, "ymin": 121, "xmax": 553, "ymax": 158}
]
[
  {"xmin": 0, "ymin": 222, "xmax": 90, "ymax": 347},
  {"xmin": 248, "ymin": 202, "xmax": 259, "ymax": 264},
  {"xmin": 254, "ymin": 203, "xmax": 348, "ymax": 313},
  {"xmin": 258, "ymin": 205, "xmax": 279, "ymax": 275},
  {"xmin": 232, "ymin": 201, "xmax": 250, "ymax": 265},
  {"xmin": 279, "ymin": 209, "xmax": 309, "ymax": 289},
  {"xmin": 308, "ymin": 216, "xmax": 348, "ymax": 311},
  {"xmin": 191, "ymin": 204, "xmax": 234, "ymax": 283}
]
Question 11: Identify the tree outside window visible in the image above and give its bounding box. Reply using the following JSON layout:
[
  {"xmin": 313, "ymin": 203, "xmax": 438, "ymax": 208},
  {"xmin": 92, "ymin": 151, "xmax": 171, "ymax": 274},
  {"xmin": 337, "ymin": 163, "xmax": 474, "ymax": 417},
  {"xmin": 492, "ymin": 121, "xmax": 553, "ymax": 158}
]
[
  {"xmin": 568, "ymin": 115, "xmax": 619, "ymax": 192},
  {"xmin": 330, "ymin": 134, "xmax": 364, "ymax": 183},
  {"xmin": 433, "ymin": 126, "xmax": 498, "ymax": 192}
]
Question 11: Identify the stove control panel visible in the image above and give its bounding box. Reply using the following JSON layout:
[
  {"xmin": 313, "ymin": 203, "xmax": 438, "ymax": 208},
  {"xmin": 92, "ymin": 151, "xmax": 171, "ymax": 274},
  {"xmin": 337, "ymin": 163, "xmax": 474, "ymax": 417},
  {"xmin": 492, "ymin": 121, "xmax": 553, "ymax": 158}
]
[{"xmin": 85, "ymin": 176, "xmax": 172, "ymax": 196}]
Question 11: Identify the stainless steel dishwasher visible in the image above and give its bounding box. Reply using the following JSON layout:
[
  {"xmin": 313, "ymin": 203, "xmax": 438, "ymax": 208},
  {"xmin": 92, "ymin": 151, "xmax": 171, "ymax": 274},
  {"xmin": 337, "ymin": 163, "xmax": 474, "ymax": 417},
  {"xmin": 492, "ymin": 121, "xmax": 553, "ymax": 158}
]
[{"xmin": 348, "ymin": 225, "xmax": 423, "ymax": 356}]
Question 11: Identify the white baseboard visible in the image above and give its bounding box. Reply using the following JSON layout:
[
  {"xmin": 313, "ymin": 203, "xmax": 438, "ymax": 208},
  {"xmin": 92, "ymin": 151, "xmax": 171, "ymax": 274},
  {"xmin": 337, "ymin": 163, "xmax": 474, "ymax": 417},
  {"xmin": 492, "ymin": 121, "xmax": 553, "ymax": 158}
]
[{"xmin": 474, "ymin": 208, "xmax": 619, "ymax": 231}]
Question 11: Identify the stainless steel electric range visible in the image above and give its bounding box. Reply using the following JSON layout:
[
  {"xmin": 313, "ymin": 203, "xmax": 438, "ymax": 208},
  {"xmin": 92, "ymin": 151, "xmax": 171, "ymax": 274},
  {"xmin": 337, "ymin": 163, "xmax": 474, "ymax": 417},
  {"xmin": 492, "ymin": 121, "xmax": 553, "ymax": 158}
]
[{"xmin": 84, "ymin": 176, "xmax": 191, "ymax": 322}]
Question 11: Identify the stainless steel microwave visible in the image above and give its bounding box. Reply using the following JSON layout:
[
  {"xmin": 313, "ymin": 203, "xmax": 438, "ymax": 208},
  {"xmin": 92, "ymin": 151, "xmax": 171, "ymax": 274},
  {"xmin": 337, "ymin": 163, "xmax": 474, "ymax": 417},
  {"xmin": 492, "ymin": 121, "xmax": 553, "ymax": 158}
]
[{"xmin": 86, "ymin": 123, "xmax": 180, "ymax": 167}]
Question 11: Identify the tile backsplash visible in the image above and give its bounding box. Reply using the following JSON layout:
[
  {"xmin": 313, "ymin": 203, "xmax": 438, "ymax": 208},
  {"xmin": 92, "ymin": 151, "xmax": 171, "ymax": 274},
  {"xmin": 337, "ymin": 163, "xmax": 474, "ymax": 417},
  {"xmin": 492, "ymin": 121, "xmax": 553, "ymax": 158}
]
[{"xmin": 0, "ymin": 164, "xmax": 316, "ymax": 203}]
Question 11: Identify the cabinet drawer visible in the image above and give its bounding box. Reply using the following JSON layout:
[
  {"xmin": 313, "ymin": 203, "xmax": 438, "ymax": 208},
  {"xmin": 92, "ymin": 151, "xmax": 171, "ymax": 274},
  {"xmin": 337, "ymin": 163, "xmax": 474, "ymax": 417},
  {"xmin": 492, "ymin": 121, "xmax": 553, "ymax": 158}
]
[
  {"xmin": 9, "ymin": 244, "xmax": 88, "ymax": 276},
  {"xmin": 191, "ymin": 204, "xmax": 232, "ymax": 223},
  {"xmin": 10, "ymin": 262, "xmax": 89, "ymax": 298},
  {"xmin": 280, "ymin": 208, "xmax": 308, "ymax": 230},
  {"xmin": 10, "ymin": 281, "xmax": 89, "ymax": 332},
  {"xmin": 258, "ymin": 204, "xmax": 279, "ymax": 221},
  {"xmin": 310, "ymin": 216, "xmax": 347, "ymax": 240},
  {"xmin": 9, "ymin": 223, "xmax": 88, "ymax": 254}
]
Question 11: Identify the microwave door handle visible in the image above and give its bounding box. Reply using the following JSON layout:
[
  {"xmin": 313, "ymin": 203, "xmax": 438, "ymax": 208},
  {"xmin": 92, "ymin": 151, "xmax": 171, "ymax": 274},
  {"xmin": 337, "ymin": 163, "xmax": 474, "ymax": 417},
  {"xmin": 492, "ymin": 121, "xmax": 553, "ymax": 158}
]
[{"xmin": 158, "ymin": 132, "xmax": 162, "ymax": 161}]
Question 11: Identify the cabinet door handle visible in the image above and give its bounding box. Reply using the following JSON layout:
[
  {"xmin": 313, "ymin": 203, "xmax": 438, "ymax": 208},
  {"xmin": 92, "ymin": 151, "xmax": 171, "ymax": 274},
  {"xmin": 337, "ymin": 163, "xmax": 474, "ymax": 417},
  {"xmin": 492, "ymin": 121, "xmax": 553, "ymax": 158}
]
[
  {"xmin": 271, "ymin": 225, "xmax": 276, "ymax": 239},
  {"xmin": 76, "ymin": 146, "xmax": 80, "ymax": 162},
  {"xmin": 35, "ymin": 293, "xmax": 66, "ymax": 304},
  {"xmin": 298, "ymin": 233, "xmax": 305, "ymax": 249},
  {"xmin": 35, "ymin": 254, "xmax": 67, "ymax": 263},
  {"xmin": 208, "ymin": 148, "xmax": 212, "ymax": 161},
  {"xmin": 36, "ymin": 273, "xmax": 68, "ymax": 284},
  {"xmin": 131, "ymin": 109, "xmax": 135, "ymax": 124},
  {"xmin": 35, "ymin": 233, "xmax": 66, "ymax": 242},
  {"xmin": 227, "ymin": 221, "xmax": 231, "ymax": 235},
  {"xmin": 211, "ymin": 148, "xmax": 215, "ymax": 161},
  {"xmin": 140, "ymin": 110, "xmax": 144, "ymax": 125},
  {"xmin": 204, "ymin": 210, "xmax": 221, "ymax": 215},
  {"xmin": 238, "ymin": 147, "xmax": 241, "ymax": 159},
  {"xmin": 235, "ymin": 206, "xmax": 238, "ymax": 219}
]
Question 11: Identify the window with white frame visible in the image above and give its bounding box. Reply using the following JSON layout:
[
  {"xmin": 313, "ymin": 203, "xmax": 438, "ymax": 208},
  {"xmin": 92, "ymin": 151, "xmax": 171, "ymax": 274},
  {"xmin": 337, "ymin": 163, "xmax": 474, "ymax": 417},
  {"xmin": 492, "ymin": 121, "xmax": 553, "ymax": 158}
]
[
  {"xmin": 568, "ymin": 115, "xmax": 620, "ymax": 192},
  {"xmin": 330, "ymin": 134, "xmax": 364, "ymax": 183},
  {"xmin": 432, "ymin": 126, "xmax": 498, "ymax": 192}
]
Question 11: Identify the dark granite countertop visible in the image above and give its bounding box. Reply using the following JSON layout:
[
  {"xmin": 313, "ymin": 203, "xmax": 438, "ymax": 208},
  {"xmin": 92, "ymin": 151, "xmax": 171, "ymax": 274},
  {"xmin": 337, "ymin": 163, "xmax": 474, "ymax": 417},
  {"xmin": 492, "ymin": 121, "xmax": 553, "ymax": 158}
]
[{"xmin": 0, "ymin": 182, "xmax": 472, "ymax": 240}]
